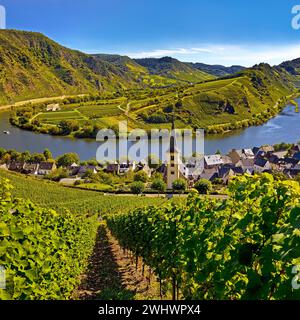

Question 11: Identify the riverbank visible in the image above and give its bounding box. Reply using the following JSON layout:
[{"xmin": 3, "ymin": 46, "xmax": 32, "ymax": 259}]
[
  {"xmin": 5, "ymin": 89, "xmax": 299, "ymax": 139},
  {"xmin": 1, "ymin": 103, "xmax": 300, "ymax": 159},
  {"xmin": 0, "ymin": 93, "xmax": 88, "ymax": 111},
  {"xmin": 205, "ymin": 94, "xmax": 299, "ymax": 134}
]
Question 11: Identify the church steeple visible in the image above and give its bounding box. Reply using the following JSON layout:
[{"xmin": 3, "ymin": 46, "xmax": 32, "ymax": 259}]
[
  {"xmin": 166, "ymin": 113, "xmax": 180, "ymax": 189},
  {"xmin": 169, "ymin": 114, "xmax": 176, "ymax": 153}
]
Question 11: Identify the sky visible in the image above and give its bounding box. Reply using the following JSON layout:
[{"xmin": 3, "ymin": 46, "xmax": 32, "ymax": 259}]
[{"xmin": 1, "ymin": 0, "xmax": 300, "ymax": 66}]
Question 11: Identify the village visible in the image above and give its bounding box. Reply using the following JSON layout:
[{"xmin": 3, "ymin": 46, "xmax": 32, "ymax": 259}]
[{"xmin": 0, "ymin": 141, "xmax": 300, "ymax": 194}]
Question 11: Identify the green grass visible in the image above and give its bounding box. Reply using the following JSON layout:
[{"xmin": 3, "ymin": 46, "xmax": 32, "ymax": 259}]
[
  {"xmin": 77, "ymin": 183, "xmax": 114, "ymax": 191},
  {"xmin": 37, "ymin": 111, "xmax": 85, "ymax": 124},
  {"xmin": 0, "ymin": 170, "xmax": 167, "ymax": 215},
  {"xmin": 77, "ymin": 104, "xmax": 122, "ymax": 118}
]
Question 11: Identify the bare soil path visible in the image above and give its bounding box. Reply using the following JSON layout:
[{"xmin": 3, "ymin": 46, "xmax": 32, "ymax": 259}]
[{"xmin": 73, "ymin": 224, "xmax": 160, "ymax": 300}]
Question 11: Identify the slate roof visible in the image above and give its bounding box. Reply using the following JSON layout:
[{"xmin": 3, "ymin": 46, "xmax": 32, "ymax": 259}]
[
  {"xmin": 204, "ymin": 155, "xmax": 223, "ymax": 166},
  {"xmin": 254, "ymin": 158, "xmax": 268, "ymax": 168},
  {"xmin": 39, "ymin": 162, "xmax": 56, "ymax": 170}
]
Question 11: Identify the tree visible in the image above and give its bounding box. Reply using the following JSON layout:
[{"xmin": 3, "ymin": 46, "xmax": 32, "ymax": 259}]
[
  {"xmin": 151, "ymin": 179, "xmax": 166, "ymax": 194},
  {"xmin": 0, "ymin": 148, "xmax": 6, "ymax": 159},
  {"xmin": 194, "ymin": 178, "xmax": 212, "ymax": 194},
  {"xmin": 58, "ymin": 120, "xmax": 80, "ymax": 135},
  {"xmin": 29, "ymin": 153, "xmax": 46, "ymax": 163},
  {"xmin": 20, "ymin": 151, "xmax": 31, "ymax": 162},
  {"xmin": 175, "ymin": 100, "xmax": 183, "ymax": 109},
  {"xmin": 134, "ymin": 171, "xmax": 148, "ymax": 183},
  {"xmin": 45, "ymin": 167, "xmax": 68, "ymax": 182},
  {"xmin": 43, "ymin": 148, "xmax": 53, "ymax": 161},
  {"xmin": 172, "ymin": 179, "xmax": 187, "ymax": 193},
  {"xmin": 130, "ymin": 181, "xmax": 145, "ymax": 195},
  {"xmin": 57, "ymin": 153, "xmax": 80, "ymax": 167},
  {"xmin": 82, "ymin": 169, "xmax": 94, "ymax": 180},
  {"xmin": 87, "ymin": 159, "xmax": 98, "ymax": 166},
  {"xmin": 8, "ymin": 150, "xmax": 21, "ymax": 161}
]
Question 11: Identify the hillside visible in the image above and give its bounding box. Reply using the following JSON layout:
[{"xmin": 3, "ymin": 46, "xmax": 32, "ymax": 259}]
[
  {"xmin": 134, "ymin": 56, "xmax": 215, "ymax": 83},
  {"xmin": 278, "ymin": 57, "xmax": 300, "ymax": 83},
  {"xmin": 130, "ymin": 63, "xmax": 297, "ymax": 132},
  {"xmin": 0, "ymin": 30, "xmax": 196, "ymax": 104},
  {"xmin": 173, "ymin": 63, "xmax": 296, "ymax": 132},
  {"xmin": 1, "ymin": 29, "xmax": 298, "ymax": 136},
  {"xmin": 10, "ymin": 62, "xmax": 297, "ymax": 136},
  {"xmin": 0, "ymin": 30, "xmax": 142, "ymax": 104},
  {"xmin": 93, "ymin": 54, "xmax": 180, "ymax": 86},
  {"xmin": 188, "ymin": 62, "xmax": 245, "ymax": 77},
  {"xmin": 0, "ymin": 169, "xmax": 166, "ymax": 215}
]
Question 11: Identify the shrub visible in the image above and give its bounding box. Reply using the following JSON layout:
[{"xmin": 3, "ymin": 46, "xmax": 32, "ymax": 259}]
[
  {"xmin": 194, "ymin": 178, "xmax": 212, "ymax": 194},
  {"xmin": 172, "ymin": 179, "xmax": 187, "ymax": 192},
  {"xmin": 134, "ymin": 171, "xmax": 148, "ymax": 183},
  {"xmin": 130, "ymin": 181, "xmax": 145, "ymax": 195},
  {"xmin": 151, "ymin": 179, "xmax": 166, "ymax": 193}
]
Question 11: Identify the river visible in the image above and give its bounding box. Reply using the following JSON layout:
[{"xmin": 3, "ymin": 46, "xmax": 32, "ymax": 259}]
[{"xmin": 0, "ymin": 102, "xmax": 299, "ymax": 160}]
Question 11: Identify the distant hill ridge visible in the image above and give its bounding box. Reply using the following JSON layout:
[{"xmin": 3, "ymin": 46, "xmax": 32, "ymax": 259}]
[{"xmin": 0, "ymin": 29, "xmax": 297, "ymax": 105}]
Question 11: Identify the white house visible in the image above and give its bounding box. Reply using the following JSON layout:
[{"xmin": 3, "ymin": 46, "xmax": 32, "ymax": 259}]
[
  {"xmin": 254, "ymin": 158, "xmax": 271, "ymax": 173},
  {"xmin": 204, "ymin": 155, "xmax": 224, "ymax": 169},
  {"xmin": 46, "ymin": 103, "xmax": 61, "ymax": 112}
]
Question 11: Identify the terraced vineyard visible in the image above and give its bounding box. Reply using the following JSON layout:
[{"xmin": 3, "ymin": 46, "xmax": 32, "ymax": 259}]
[
  {"xmin": 36, "ymin": 111, "xmax": 86, "ymax": 124},
  {"xmin": 0, "ymin": 170, "xmax": 167, "ymax": 215},
  {"xmin": 10, "ymin": 61, "xmax": 297, "ymax": 137},
  {"xmin": 107, "ymin": 174, "xmax": 300, "ymax": 300}
]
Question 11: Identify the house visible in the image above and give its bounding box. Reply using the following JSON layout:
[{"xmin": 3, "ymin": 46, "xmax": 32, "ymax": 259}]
[
  {"xmin": 38, "ymin": 162, "xmax": 57, "ymax": 175},
  {"xmin": 290, "ymin": 144, "xmax": 300, "ymax": 156},
  {"xmin": 66, "ymin": 163, "xmax": 80, "ymax": 176},
  {"xmin": 119, "ymin": 162, "xmax": 136, "ymax": 174},
  {"xmin": 8, "ymin": 161, "xmax": 25, "ymax": 173},
  {"xmin": 0, "ymin": 163, "xmax": 8, "ymax": 170},
  {"xmin": 136, "ymin": 163, "xmax": 152, "ymax": 178},
  {"xmin": 218, "ymin": 167, "xmax": 235, "ymax": 184},
  {"xmin": 232, "ymin": 167, "xmax": 245, "ymax": 175},
  {"xmin": 254, "ymin": 158, "xmax": 271, "ymax": 173},
  {"xmin": 236, "ymin": 158, "xmax": 255, "ymax": 171},
  {"xmin": 181, "ymin": 159, "xmax": 204, "ymax": 181},
  {"xmin": 22, "ymin": 163, "xmax": 39, "ymax": 175},
  {"xmin": 255, "ymin": 150, "xmax": 267, "ymax": 159},
  {"xmin": 221, "ymin": 155, "xmax": 233, "ymax": 165},
  {"xmin": 293, "ymin": 152, "xmax": 300, "ymax": 161},
  {"xmin": 260, "ymin": 145, "xmax": 275, "ymax": 153},
  {"xmin": 272, "ymin": 150, "xmax": 288, "ymax": 160},
  {"xmin": 293, "ymin": 163, "xmax": 300, "ymax": 170},
  {"xmin": 283, "ymin": 157, "xmax": 299, "ymax": 168},
  {"xmin": 243, "ymin": 149, "xmax": 255, "ymax": 159},
  {"xmin": 228, "ymin": 149, "xmax": 243, "ymax": 164},
  {"xmin": 199, "ymin": 168, "xmax": 219, "ymax": 182},
  {"xmin": 46, "ymin": 103, "xmax": 61, "ymax": 112},
  {"xmin": 252, "ymin": 146, "xmax": 261, "ymax": 156},
  {"xmin": 204, "ymin": 154, "xmax": 223, "ymax": 169},
  {"xmin": 283, "ymin": 168, "xmax": 300, "ymax": 178},
  {"xmin": 105, "ymin": 163, "xmax": 119, "ymax": 174},
  {"xmin": 228, "ymin": 149, "xmax": 254, "ymax": 164},
  {"xmin": 77, "ymin": 165, "xmax": 97, "ymax": 177}
]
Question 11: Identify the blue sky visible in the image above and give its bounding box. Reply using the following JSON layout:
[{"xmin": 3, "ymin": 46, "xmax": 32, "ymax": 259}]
[{"xmin": 1, "ymin": 0, "xmax": 300, "ymax": 66}]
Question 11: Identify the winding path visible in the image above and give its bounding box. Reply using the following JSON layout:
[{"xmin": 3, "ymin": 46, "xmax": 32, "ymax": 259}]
[{"xmin": 0, "ymin": 94, "xmax": 88, "ymax": 111}]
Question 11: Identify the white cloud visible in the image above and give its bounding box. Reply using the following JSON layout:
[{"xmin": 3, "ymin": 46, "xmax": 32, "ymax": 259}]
[
  {"xmin": 125, "ymin": 47, "xmax": 214, "ymax": 59},
  {"xmin": 124, "ymin": 43, "xmax": 300, "ymax": 67}
]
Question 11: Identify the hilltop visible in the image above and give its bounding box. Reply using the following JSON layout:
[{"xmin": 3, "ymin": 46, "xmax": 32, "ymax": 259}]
[
  {"xmin": 188, "ymin": 62, "xmax": 245, "ymax": 77},
  {"xmin": 0, "ymin": 30, "xmax": 214, "ymax": 104},
  {"xmin": 0, "ymin": 29, "xmax": 298, "ymax": 135},
  {"xmin": 134, "ymin": 56, "xmax": 214, "ymax": 82}
]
